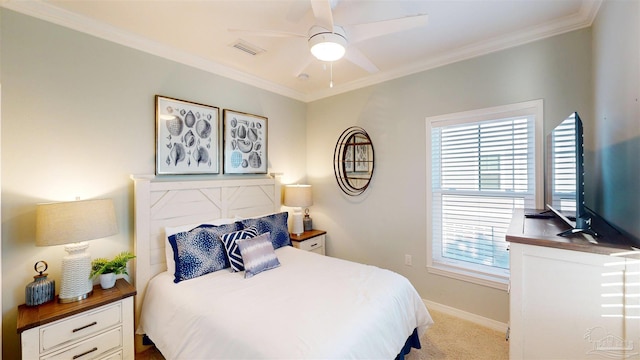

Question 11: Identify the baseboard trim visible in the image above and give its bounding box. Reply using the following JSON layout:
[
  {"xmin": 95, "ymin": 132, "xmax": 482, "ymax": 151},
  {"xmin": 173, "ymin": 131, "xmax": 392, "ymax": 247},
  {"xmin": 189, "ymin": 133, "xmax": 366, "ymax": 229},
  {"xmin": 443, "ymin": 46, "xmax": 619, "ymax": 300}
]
[{"xmin": 422, "ymin": 299, "xmax": 509, "ymax": 333}]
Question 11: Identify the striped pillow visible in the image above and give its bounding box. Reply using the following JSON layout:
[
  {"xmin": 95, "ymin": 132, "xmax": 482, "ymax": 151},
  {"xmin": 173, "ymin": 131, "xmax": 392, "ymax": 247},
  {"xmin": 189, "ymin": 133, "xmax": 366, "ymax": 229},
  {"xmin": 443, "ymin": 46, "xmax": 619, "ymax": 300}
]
[
  {"xmin": 236, "ymin": 232, "xmax": 280, "ymax": 278},
  {"xmin": 220, "ymin": 226, "xmax": 259, "ymax": 272}
]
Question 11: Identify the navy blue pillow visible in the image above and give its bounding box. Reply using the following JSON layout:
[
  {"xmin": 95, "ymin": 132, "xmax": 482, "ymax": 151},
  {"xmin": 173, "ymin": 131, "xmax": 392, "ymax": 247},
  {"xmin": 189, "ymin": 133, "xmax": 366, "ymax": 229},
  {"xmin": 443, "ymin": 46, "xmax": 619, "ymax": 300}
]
[
  {"xmin": 240, "ymin": 212, "xmax": 291, "ymax": 249},
  {"xmin": 168, "ymin": 222, "xmax": 241, "ymax": 283}
]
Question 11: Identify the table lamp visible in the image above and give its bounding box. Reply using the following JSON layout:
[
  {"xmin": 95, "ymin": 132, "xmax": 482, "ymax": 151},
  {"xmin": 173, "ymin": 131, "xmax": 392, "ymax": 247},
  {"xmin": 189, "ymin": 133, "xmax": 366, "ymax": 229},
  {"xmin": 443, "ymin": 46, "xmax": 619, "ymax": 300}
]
[
  {"xmin": 284, "ymin": 185, "xmax": 313, "ymax": 235},
  {"xmin": 36, "ymin": 198, "xmax": 118, "ymax": 303}
]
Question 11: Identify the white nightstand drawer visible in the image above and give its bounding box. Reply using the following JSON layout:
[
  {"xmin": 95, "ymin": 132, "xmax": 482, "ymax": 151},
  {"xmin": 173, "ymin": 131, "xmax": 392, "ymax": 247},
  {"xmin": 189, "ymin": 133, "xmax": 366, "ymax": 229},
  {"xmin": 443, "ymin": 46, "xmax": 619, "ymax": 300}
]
[
  {"xmin": 42, "ymin": 326, "xmax": 122, "ymax": 360},
  {"xmin": 295, "ymin": 235, "xmax": 325, "ymax": 252},
  {"xmin": 19, "ymin": 280, "xmax": 135, "ymax": 360},
  {"xmin": 40, "ymin": 303, "xmax": 122, "ymax": 353}
]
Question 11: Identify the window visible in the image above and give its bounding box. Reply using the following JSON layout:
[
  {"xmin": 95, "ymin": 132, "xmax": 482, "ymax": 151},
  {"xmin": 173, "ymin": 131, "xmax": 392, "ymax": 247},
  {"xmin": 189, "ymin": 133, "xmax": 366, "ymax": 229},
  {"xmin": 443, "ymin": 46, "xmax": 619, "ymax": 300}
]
[
  {"xmin": 426, "ymin": 100, "xmax": 543, "ymax": 289},
  {"xmin": 549, "ymin": 113, "xmax": 577, "ymax": 211}
]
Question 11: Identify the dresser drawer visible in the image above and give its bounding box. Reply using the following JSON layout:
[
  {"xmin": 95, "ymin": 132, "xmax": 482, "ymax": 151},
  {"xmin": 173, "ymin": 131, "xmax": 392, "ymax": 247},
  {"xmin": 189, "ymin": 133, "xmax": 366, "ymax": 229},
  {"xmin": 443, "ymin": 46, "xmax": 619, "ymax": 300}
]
[
  {"xmin": 100, "ymin": 350, "xmax": 123, "ymax": 360},
  {"xmin": 19, "ymin": 280, "xmax": 136, "ymax": 360},
  {"xmin": 40, "ymin": 302, "xmax": 122, "ymax": 353},
  {"xmin": 42, "ymin": 327, "xmax": 122, "ymax": 360},
  {"xmin": 294, "ymin": 234, "xmax": 325, "ymax": 252}
]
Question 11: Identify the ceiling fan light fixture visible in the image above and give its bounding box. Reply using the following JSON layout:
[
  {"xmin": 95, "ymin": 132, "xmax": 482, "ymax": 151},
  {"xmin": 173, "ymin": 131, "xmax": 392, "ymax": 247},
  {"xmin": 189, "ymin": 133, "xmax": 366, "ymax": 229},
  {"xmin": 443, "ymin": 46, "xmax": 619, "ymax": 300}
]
[{"xmin": 309, "ymin": 31, "xmax": 347, "ymax": 62}]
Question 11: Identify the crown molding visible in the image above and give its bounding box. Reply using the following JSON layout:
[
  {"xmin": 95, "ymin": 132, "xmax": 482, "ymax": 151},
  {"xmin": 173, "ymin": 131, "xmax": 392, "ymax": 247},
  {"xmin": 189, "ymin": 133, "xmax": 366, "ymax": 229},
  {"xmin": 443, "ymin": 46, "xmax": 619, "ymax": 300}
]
[
  {"xmin": 3, "ymin": 0, "xmax": 602, "ymax": 103},
  {"xmin": 1, "ymin": 0, "xmax": 309, "ymax": 102},
  {"xmin": 310, "ymin": 0, "xmax": 602, "ymax": 102}
]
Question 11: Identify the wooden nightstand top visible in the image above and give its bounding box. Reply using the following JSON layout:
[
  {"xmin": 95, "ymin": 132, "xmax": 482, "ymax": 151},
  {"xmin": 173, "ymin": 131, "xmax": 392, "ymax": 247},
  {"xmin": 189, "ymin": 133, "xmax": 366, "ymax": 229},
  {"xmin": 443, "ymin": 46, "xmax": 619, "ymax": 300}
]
[
  {"xmin": 290, "ymin": 229, "xmax": 326, "ymax": 242},
  {"xmin": 17, "ymin": 278, "xmax": 136, "ymax": 333}
]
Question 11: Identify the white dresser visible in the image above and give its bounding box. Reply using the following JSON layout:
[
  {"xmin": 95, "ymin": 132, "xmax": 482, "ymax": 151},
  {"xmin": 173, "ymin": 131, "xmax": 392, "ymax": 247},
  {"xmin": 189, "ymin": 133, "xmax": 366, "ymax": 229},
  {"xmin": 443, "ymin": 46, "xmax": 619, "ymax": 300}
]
[
  {"xmin": 507, "ymin": 209, "xmax": 640, "ymax": 360},
  {"xmin": 18, "ymin": 279, "xmax": 136, "ymax": 360}
]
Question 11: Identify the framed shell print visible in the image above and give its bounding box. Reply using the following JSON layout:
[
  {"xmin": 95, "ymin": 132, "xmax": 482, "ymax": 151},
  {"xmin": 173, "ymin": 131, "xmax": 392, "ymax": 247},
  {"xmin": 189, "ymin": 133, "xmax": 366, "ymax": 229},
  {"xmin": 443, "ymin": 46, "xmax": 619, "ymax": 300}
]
[
  {"xmin": 156, "ymin": 95, "xmax": 220, "ymax": 175},
  {"xmin": 223, "ymin": 109, "xmax": 267, "ymax": 174}
]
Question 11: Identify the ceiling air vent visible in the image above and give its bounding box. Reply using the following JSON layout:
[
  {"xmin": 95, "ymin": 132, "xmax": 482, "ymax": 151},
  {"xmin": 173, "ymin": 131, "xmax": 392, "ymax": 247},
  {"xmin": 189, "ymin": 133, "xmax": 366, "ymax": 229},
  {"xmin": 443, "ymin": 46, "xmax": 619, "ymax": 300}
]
[{"xmin": 230, "ymin": 39, "xmax": 265, "ymax": 56}]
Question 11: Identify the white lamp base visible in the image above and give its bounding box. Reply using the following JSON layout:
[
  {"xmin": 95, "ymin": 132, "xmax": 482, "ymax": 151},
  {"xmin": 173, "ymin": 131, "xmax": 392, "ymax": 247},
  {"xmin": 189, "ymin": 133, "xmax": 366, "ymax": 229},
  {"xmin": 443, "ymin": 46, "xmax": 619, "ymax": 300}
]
[
  {"xmin": 290, "ymin": 208, "xmax": 304, "ymax": 235},
  {"xmin": 59, "ymin": 242, "xmax": 93, "ymax": 303}
]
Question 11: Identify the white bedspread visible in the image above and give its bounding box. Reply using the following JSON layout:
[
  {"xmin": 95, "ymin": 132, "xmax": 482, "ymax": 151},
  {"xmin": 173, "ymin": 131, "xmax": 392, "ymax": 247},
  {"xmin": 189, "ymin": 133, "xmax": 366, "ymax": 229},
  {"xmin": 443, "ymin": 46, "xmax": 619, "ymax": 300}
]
[{"xmin": 138, "ymin": 246, "xmax": 433, "ymax": 359}]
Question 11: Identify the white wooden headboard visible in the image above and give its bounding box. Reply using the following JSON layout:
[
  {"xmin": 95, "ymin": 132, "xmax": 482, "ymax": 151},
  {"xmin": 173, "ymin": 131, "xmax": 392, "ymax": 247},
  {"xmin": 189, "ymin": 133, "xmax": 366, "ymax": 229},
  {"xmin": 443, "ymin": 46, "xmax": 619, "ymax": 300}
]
[{"xmin": 130, "ymin": 175, "xmax": 281, "ymax": 328}]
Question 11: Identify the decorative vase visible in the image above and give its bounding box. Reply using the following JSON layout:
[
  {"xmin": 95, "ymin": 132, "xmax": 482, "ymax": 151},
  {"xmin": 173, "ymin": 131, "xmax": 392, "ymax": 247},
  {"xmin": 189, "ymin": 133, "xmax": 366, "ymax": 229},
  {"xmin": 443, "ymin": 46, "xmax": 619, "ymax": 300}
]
[
  {"xmin": 26, "ymin": 261, "xmax": 56, "ymax": 306},
  {"xmin": 99, "ymin": 273, "xmax": 116, "ymax": 289},
  {"xmin": 303, "ymin": 213, "xmax": 313, "ymax": 232}
]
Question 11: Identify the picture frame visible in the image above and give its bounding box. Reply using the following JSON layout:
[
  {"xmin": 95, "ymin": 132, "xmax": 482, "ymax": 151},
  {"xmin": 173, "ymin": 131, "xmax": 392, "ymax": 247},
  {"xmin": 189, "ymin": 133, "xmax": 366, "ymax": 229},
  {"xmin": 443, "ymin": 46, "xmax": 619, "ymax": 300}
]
[
  {"xmin": 155, "ymin": 95, "xmax": 220, "ymax": 175},
  {"xmin": 223, "ymin": 109, "xmax": 268, "ymax": 174}
]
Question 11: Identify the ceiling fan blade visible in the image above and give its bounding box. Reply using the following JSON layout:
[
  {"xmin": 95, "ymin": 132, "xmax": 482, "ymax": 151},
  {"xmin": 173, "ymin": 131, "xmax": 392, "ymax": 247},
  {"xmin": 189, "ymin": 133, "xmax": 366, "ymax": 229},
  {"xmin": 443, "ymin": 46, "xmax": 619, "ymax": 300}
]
[
  {"xmin": 228, "ymin": 28, "xmax": 306, "ymax": 38},
  {"xmin": 286, "ymin": 1, "xmax": 311, "ymax": 23},
  {"xmin": 345, "ymin": 14, "xmax": 428, "ymax": 44},
  {"xmin": 310, "ymin": 0, "xmax": 335, "ymax": 31},
  {"xmin": 294, "ymin": 56, "xmax": 316, "ymax": 78},
  {"xmin": 345, "ymin": 46, "xmax": 379, "ymax": 74}
]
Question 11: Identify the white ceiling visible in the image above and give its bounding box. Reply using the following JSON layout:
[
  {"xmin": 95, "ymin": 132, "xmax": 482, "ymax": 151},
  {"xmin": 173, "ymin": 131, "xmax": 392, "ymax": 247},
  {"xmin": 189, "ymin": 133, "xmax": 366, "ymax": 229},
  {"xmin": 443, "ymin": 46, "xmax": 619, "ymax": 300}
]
[{"xmin": 2, "ymin": 0, "xmax": 602, "ymax": 102}]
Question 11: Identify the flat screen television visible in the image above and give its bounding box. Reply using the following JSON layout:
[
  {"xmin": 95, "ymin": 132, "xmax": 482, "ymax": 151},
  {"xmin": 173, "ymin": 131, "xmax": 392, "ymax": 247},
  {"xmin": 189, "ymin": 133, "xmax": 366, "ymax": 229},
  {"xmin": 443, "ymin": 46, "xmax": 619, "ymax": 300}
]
[{"xmin": 545, "ymin": 112, "xmax": 598, "ymax": 238}]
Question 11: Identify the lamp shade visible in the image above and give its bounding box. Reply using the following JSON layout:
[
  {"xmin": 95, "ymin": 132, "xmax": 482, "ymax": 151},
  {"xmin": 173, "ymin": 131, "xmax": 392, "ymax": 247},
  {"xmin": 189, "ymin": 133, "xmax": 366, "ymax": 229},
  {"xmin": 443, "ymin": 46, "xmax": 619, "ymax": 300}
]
[
  {"xmin": 284, "ymin": 185, "xmax": 313, "ymax": 208},
  {"xmin": 36, "ymin": 199, "xmax": 118, "ymax": 246},
  {"xmin": 35, "ymin": 198, "xmax": 118, "ymax": 303}
]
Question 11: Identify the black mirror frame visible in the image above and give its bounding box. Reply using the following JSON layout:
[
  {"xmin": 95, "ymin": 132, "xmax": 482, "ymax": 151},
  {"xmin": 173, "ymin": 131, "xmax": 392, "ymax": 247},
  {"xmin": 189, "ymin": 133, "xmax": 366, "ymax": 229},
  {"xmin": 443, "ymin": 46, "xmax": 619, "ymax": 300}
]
[{"xmin": 333, "ymin": 126, "xmax": 375, "ymax": 196}]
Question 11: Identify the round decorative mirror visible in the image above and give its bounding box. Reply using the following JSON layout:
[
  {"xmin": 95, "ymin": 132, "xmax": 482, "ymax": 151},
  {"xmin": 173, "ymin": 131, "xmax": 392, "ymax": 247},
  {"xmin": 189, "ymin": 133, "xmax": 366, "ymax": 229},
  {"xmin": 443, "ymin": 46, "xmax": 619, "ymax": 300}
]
[{"xmin": 333, "ymin": 127, "xmax": 375, "ymax": 196}]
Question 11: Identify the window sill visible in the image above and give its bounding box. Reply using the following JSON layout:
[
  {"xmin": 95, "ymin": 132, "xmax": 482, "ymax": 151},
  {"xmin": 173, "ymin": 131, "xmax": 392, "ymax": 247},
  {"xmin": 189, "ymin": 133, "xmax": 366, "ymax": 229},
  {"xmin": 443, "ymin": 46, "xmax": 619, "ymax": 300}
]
[{"xmin": 427, "ymin": 263, "xmax": 509, "ymax": 291}]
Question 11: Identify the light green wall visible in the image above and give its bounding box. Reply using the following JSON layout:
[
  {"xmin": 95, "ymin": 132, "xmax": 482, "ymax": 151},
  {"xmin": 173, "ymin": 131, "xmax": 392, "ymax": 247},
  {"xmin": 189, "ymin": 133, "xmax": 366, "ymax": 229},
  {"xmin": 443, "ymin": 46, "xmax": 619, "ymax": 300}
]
[
  {"xmin": 306, "ymin": 28, "xmax": 593, "ymax": 323},
  {"xmin": 0, "ymin": 10, "xmax": 306, "ymax": 357},
  {"xmin": 591, "ymin": 0, "xmax": 640, "ymax": 243}
]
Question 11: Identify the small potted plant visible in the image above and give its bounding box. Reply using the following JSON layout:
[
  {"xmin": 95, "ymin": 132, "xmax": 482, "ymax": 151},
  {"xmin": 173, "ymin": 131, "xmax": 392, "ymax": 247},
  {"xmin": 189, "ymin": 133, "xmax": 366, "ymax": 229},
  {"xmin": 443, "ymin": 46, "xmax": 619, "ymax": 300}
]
[{"xmin": 90, "ymin": 251, "xmax": 135, "ymax": 289}]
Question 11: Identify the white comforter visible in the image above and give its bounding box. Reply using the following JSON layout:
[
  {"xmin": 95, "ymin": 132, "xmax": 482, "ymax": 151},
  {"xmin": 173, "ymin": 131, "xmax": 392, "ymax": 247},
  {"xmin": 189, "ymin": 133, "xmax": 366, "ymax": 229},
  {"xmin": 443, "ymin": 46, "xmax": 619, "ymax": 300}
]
[{"xmin": 138, "ymin": 246, "xmax": 433, "ymax": 359}]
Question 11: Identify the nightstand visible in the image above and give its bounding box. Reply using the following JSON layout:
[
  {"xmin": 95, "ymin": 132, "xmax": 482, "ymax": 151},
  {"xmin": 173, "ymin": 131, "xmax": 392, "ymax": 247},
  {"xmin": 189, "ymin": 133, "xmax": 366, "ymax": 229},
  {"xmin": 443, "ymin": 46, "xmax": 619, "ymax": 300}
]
[
  {"xmin": 290, "ymin": 229, "xmax": 326, "ymax": 255},
  {"xmin": 18, "ymin": 278, "xmax": 136, "ymax": 360}
]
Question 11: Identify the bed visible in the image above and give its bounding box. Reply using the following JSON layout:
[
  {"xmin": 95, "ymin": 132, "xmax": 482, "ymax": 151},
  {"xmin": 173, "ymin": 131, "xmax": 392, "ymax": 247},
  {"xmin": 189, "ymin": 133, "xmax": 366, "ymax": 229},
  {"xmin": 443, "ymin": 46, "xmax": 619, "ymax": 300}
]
[{"xmin": 131, "ymin": 175, "xmax": 433, "ymax": 359}]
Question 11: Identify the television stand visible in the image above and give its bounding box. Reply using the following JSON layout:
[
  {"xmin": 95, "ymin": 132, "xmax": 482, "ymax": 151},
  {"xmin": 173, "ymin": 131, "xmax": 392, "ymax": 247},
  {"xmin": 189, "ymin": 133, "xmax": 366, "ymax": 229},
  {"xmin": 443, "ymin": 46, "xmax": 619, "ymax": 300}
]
[
  {"xmin": 557, "ymin": 227, "xmax": 599, "ymax": 241},
  {"xmin": 507, "ymin": 209, "xmax": 640, "ymax": 359},
  {"xmin": 524, "ymin": 209, "xmax": 554, "ymax": 219}
]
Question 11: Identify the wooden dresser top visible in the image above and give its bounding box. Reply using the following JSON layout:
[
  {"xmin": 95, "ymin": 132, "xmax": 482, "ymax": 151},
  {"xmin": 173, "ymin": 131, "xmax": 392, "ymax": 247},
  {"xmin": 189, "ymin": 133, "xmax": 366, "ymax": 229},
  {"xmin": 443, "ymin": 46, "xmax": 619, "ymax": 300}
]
[
  {"xmin": 17, "ymin": 279, "xmax": 136, "ymax": 333},
  {"xmin": 506, "ymin": 209, "xmax": 637, "ymax": 256}
]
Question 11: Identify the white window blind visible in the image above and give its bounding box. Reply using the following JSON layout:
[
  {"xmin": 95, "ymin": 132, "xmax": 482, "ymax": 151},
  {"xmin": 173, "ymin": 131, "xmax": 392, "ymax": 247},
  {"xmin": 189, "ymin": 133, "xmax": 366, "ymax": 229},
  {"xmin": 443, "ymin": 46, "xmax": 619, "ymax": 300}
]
[
  {"xmin": 427, "ymin": 101, "xmax": 542, "ymax": 288},
  {"xmin": 549, "ymin": 113, "xmax": 577, "ymax": 211}
]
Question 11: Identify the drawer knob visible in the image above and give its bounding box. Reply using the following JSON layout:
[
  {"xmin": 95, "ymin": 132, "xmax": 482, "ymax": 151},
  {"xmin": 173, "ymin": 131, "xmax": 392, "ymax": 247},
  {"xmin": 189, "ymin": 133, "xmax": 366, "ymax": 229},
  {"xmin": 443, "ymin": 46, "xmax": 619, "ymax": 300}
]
[
  {"xmin": 72, "ymin": 321, "xmax": 97, "ymax": 333},
  {"xmin": 311, "ymin": 243, "xmax": 318, "ymax": 247},
  {"xmin": 72, "ymin": 346, "xmax": 98, "ymax": 359}
]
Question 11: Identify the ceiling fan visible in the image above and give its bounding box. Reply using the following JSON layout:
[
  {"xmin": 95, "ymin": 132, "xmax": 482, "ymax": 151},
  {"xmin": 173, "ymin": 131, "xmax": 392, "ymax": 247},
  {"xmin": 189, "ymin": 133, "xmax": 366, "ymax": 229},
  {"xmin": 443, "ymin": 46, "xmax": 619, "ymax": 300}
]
[{"xmin": 229, "ymin": 0, "xmax": 428, "ymax": 79}]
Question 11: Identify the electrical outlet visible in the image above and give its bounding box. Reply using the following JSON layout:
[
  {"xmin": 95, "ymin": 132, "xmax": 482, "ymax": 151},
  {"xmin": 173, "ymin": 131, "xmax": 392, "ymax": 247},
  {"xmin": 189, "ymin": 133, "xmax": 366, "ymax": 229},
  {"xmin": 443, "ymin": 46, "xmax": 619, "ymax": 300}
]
[{"xmin": 404, "ymin": 254, "xmax": 412, "ymax": 266}]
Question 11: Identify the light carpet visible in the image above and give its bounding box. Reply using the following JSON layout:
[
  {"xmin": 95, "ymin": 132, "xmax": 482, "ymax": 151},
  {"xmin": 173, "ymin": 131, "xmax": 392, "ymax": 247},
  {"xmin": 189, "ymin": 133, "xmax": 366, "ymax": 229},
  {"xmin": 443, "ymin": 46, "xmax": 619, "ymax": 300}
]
[{"xmin": 407, "ymin": 309, "xmax": 509, "ymax": 360}]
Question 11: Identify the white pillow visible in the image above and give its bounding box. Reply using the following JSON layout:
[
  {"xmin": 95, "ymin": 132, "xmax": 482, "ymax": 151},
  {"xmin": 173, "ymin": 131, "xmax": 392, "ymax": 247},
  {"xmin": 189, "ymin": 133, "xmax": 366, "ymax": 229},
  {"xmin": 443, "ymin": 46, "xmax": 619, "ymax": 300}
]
[{"xmin": 164, "ymin": 218, "xmax": 238, "ymax": 274}]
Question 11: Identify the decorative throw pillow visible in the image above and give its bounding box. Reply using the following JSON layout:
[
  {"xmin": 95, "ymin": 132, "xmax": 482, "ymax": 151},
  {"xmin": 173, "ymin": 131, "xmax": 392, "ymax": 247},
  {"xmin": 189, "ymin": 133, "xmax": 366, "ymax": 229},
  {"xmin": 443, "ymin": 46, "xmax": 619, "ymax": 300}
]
[
  {"xmin": 240, "ymin": 212, "xmax": 291, "ymax": 249},
  {"xmin": 220, "ymin": 226, "xmax": 259, "ymax": 272},
  {"xmin": 168, "ymin": 222, "xmax": 241, "ymax": 283},
  {"xmin": 236, "ymin": 232, "xmax": 280, "ymax": 278},
  {"xmin": 164, "ymin": 218, "xmax": 239, "ymax": 275}
]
